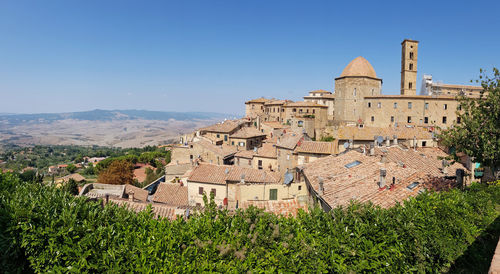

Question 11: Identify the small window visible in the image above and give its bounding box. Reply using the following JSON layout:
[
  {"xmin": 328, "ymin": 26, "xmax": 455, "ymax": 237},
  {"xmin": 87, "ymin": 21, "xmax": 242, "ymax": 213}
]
[
  {"xmin": 198, "ymin": 187, "xmax": 204, "ymax": 195},
  {"xmin": 231, "ymin": 141, "xmax": 234, "ymax": 145},
  {"xmin": 409, "ymin": 52, "xmax": 414, "ymax": 60},
  {"xmin": 269, "ymin": 189, "xmax": 278, "ymax": 200},
  {"xmin": 407, "ymin": 116, "xmax": 412, "ymax": 123},
  {"xmin": 409, "ymin": 82, "xmax": 413, "ymax": 89},
  {"xmin": 224, "ymin": 135, "xmax": 228, "ymax": 141},
  {"xmin": 293, "ymin": 108, "xmax": 296, "ymax": 112},
  {"xmin": 409, "ymin": 63, "xmax": 413, "ymax": 70},
  {"xmin": 371, "ymin": 116, "xmax": 374, "ymax": 122},
  {"xmin": 211, "ymin": 188, "xmax": 216, "ymax": 196},
  {"xmin": 298, "ymin": 185, "xmax": 302, "ymax": 191},
  {"xmin": 408, "ymin": 102, "xmax": 412, "ymax": 109},
  {"xmin": 424, "ymin": 103, "xmax": 429, "ymax": 109},
  {"xmin": 393, "ymin": 102, "xmax": 398, "ymax": 109},
  {"xmin": 353, "ymin": 88, "xmax": 357, "ymax": 97},
  {"xmin": 371, "ymin": 89, "xmax": 374, "ymax": 95},
  {"xmin": 190, "ymin": 155, "xmax": 193, "ymax": 160},
  {"xmin": 377, "ymin": 102, "xmax": 381, "ymax": 108},
  {"xmin": 345, "ymin": 160, "xmax": 361, "ymax": 168},
  {"xmin": 239, "ymin": 142, "xmax": 245, "ymax": 147},
  {"xmin": 421, "ymin": 141, "xmax": 427, "ymax": 147},
  {"xmin": 248, "ymin": 159, "xmax": 251, "ymax": 165},
  {"xmin": 313, "ymin": 109, "xmax": 315, "ymax": 114},
  {"xmin": 368, "ymin": 102, "xmax": 372, "ymax": 108},
  {"xmin": 424, "ymin": 117, "xmax": 429, "ymax": 124},
  {"xmin": 442, "ymin": 116, "xmax": 447, "ymax": 124},
  {"xmin": 258, "ymin": 160, "xmax": 263, "ymax": 169},
  {"xmin": 444, "ymin": 104, "xmax": 448, "ymax": 110},
  {"xmin": 391, "ymin": 116, "xmax": 394, "ymax": 122},
  {"xmin": 216, "ymin": 134, "xmax": 220, "ymax": 138},
  {"xmin": 457, "ymin": 117, "xmax": 461, "ymax": 124}
]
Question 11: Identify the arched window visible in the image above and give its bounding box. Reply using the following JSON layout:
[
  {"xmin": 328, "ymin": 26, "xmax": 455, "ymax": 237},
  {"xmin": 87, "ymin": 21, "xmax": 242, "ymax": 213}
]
[
  {"xmin": 409, "ymin": 52, "xmax": 414, "ymax": 60},
  {"xmin": 409, "ymin": 63, "xmax": 413, "ymax": 70}
]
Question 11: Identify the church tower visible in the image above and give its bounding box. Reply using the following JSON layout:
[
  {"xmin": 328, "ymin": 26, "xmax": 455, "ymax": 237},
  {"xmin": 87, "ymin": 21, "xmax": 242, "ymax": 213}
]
[{"xmin": 401, "ymin": 39, "xmax": 419, "ymax": 95}]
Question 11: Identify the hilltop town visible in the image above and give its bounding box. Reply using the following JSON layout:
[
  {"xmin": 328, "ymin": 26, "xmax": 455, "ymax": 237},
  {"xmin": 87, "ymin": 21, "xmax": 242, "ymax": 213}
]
[{"xmin": 72, "ymin": 39, "xmax": 488, "ymax": 217}]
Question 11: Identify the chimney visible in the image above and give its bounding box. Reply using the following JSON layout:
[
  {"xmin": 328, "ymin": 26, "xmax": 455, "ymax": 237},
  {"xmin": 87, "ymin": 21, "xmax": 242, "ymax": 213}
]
[
  {"xmin": 442, "ymin": 159, "xmax": 448, "ymax": 175},
  {"xmin": 390, "ymin": 176, "xmax": 396, "ymax": 190},
  {"xmin": 369, "ymin": 144, "xmax": 375, "ymax": 156},
  {"xmin": 413, "ymin": 136, "xmax": 417, "ymax": 151},
  {"xmin": 240, "ymin": 173, "xmax": 245, "ymax": 184},
  {"xmin": 456, "ymin": 168, "xmax": 465, "ymax": 189},
  {"xmin": 385, "ymin": 136, "xmax": 390, "ymax": 147},
  {"xmin": 373, "ymin": 136, "xmax": 377, "ymax": 148},
  {"xmin": 349, "ymin": 139, "xmax": 354, "ymax": 149},
  {"xmin": 129, "ymin": 191, "xmax": 135, "ymax": 201},
  {"xmin": 318, "ymin": 177, "xmax": 324, "ymax": 195},
  {"xmin": 393, "ymin": 135, "xmax": 398, "ymax": 145},
  {"xmin": 379, "ymin": 168, "xmax": 387, "ymax": 189}
]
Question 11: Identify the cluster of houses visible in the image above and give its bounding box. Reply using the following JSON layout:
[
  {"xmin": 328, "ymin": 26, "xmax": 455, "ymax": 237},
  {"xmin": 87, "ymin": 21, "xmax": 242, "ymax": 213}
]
[{"xmin": 78, "ymin": 39, "xmax": 483, "ymax": 218}]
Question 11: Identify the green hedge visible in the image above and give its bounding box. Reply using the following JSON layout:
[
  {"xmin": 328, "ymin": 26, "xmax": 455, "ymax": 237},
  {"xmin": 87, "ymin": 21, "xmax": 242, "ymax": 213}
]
[{"xmin": 1, "ymin": 172, "xmax": 499, "ymax": 273}]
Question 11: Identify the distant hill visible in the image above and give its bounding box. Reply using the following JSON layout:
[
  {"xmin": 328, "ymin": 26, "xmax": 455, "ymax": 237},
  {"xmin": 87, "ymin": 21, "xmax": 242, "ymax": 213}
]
[
  {"xmin": 0, "ymin": 109, "xmax": 232, "ymax": 125},
  {"xmin": 0, "ymin": 109, "xmax": 236, "ymax": 148}
]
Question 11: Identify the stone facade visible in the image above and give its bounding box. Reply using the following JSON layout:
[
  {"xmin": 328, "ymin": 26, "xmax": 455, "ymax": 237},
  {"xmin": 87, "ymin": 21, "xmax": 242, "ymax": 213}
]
[
  {"xmin": 401, "ymin": 39, "xmax": 419, "ymax": 95},
  {"xmin": 333, "ymin": 76, "xmax": 382, "ymax": 123}
]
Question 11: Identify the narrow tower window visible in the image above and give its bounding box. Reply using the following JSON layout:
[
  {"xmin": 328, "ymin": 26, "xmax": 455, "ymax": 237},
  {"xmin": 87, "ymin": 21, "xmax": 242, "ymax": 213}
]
[
  {"xmin": 409, "ymin": 63, "xmax": 413, "ymax": 70},
  {"xmin": 409, "ymin": 82, "xmax": 413, "ymax": 89},
  {"xmin": 409, "ymin": 52, "xmax": 414, "ymax": 60},
  {"xmin": 353, "ymin": 88, "xmax": 357, "ymax": 97}
]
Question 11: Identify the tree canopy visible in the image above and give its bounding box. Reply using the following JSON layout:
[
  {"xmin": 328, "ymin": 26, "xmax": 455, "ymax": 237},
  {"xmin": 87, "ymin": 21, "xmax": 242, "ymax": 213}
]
[
  {"xmin": 97, "ymin": 160, "xmax": 134, "ymax": 185},
  {"xmin": 440, "ymin": 68, "xmax": 500, "ymax": 179}
]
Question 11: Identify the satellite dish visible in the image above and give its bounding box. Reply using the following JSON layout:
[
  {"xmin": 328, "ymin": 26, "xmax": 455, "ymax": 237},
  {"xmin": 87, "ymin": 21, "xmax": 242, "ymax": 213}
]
[
  {"xmin": 284, "ymin": 171, "xmax": 294, "ymax": 185},
  {"xmin": 376, "ymin": 136, "xmax": 384, "ymax": 145},
  {"xmin": 343, "ymin": 142, "xmax": 349, "ymax": 149}
]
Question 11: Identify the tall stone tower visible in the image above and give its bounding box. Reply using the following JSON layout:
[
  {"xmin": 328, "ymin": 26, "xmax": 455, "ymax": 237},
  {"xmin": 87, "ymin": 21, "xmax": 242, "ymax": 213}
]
[{"xmin": 400, "ymin": 39, "xmax": 419, "ymax": 95}]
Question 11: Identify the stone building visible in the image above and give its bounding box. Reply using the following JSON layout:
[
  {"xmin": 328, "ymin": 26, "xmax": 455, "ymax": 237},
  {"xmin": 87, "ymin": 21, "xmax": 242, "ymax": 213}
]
[
  {"xmin": 303, "ymin": 89, "xmax": 335, "ymax": 120},
  {"xmin": 333, "ymin": 56, "xmax": 382, "ymax": 124},
  {"xmin": 420, "ymin": 74, "xmax": 484, "ymax": 98}
]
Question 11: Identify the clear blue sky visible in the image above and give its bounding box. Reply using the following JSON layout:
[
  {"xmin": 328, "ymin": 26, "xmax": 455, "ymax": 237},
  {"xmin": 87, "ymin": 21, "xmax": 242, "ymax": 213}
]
[{"xmin": 0, "ymin": 0, "xmax": 498, "ymax": 115}]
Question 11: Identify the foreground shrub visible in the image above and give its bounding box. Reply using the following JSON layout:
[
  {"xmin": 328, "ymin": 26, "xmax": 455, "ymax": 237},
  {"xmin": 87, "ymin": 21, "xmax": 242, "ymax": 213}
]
[{"xmin": 0, "ymin": 172, "xmax": 499, "ymax": 272}]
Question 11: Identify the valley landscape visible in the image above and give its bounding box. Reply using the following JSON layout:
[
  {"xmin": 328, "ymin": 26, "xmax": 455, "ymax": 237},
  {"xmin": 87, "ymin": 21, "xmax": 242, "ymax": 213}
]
[{"xmin": 0, "ymin": 109, "xmax": 232, "ymax": 150}]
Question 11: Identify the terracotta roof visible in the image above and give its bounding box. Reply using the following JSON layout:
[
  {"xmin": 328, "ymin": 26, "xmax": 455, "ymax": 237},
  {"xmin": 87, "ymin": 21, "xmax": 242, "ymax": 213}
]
[
  {"xmin": 152, "ymin": 183, "xmax": 189, "ymax": 207},
  {"xmin": 310, "ymin": 89, "xmax": 331, "ymax": 94},
  {"xmin": 374, "ymin": 146, "xmax": 466, "ymax": 177},
  {"xmin": 59, "ymin": 173, "xmax": 86, "ymax": 182},
  {"xmin": 245, "ymin": 97, "xmax": 270, "ymax": 104},
  {"xmin": 276, "ymin": 132, "xmax": 304, "ymax": 150},
  {"xmin": 264, "ymin": 100, "xmax": 287, "ymax": 106},
  {"xmin": 230, "ymin": 127, "xmax": 267, "ymax": 139},
  {"xmin": 302, "ymin": 150, "xmax": 428, "ymax": 208},
  {"xmin": 108, "ymin": 198, "xmax": 181, "ymax": 220},
  {"xmin": 196, "ymin": 139, "xmax": 238, "ymax": 158},
  {"xmin": 240, "ymin": 199, "xmax": 308, "ymax": 216},
  {"xmin": 336, "ymin": 126, "xmax": 433, "ymax": 141},
  {"xmin": 284, "ymin": 101, "xmax": 328, "ymax": 108},
  {"xmin": 234, "ymin": 150, "xmax": 255, "ymax": 159},
  {"xmin": 340, "ymin": 56, "xmax": 378, "ymax": 79},
  {"xmin": 295, "ymin": 141, "xmax": 338, "ymax": 155},
  {"xmin": 433, "ymin": 83, "xmax": 483, "ymax": 90},
  {"xmin": 364, "ymin": 95, "xmax": 456, "ymax": 100},
  {"xmin": 199, "ymin": 120, "xmax": 245, "ymax": 133},
  {"xmin": 255, "ymin": 142, "xmax": 277, "ymax": 158},
  {"xmin": 188, "ymin": 163, "xmax": 280, "ymax": 185},
  {"xmin": 124, "ymin": 184, "xmax": 149, "ymax": 202}
]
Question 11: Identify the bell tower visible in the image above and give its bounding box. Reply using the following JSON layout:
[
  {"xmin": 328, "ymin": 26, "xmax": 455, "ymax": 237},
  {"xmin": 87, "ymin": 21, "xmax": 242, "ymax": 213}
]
[{"xmin": 401, "ymin": 39, "xmax": 419, "ymax": 95}]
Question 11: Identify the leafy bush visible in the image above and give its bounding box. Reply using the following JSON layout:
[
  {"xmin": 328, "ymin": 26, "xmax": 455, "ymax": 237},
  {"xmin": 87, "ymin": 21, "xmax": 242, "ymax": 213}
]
[{"xmin": 0, "ymin": 173, "xmax": 499, "ymax": 273}]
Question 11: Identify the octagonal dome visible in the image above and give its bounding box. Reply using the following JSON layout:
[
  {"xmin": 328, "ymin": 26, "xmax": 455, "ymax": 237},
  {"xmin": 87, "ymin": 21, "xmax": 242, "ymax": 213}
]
[{"xmin": 340, "ymin": 56, "xmax": 377, "ymax": 78}]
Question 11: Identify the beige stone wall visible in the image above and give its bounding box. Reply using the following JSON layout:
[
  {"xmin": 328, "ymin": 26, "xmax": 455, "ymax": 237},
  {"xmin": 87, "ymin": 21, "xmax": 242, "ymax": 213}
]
[
  {"xmin": 187, "ymin": 181, "xmax": 227, "ymax": 207},
  {"xmin": 334, "ymin": 77, "xmax": 382, "ymax": 123},
  {"xmin": 171, "ymin": 146, "xmax": 192, "ymax": 164},
  {"xmin": 171, "ymin": 142, "xmax": 226, "ymax": 165},
  {"xmin": 297, "ymin": 153, "xmax": 328, "ymax": 165},
  {"xmin": 237, "ymin": 182, "xmax": 308, "ymax": 203},
  {"xmin": 245, "ymin": 102, "xmax": 265, "ymax": 117},
  {"xmin": 204, "ymin": 132, "xmax": 230, "ymax": 143},
  {"xmin": 235, "ymin": 156, "xmax": 253, "ymax": 168},
  {"xmin": 264, "ymin": 104, "xmax": 284, "ymax": 122},
  {"xmin": 363, "ymin": 97, "xmax": 459, "ymax": 129},
  {"xmin": 277, "ymin": 147, "xmax": 297, "ymax": 174},
  {"xmin": 252, "ymin": 156, "xmax": 277, "ymax": 172},
  {"xmin": 304, "ymin": 96, "xmax": 335, "ymax": 120},
  {"xmin": 229, "ymin": 136, "xmax": 266, "ymax": 150}
]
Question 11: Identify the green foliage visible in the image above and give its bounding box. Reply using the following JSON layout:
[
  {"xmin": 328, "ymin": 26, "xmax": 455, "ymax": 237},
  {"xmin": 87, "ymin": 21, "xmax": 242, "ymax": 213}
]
[
  {"xmin": 440, "ymin": 68, "xmax": 500, "ymax": 180},
  {"xmin": 66, "ymin": 164, "xmax": 77, "ymax": 174},
  {"xmin": 62, "ymin": 178, "xmax": 79, "ymax": 195},
  {"xmin": 320, "ymin": 135, "xmax": 335, "ymax": 142},
  {"xmin": 0, "ymin": 174, "xmax": 499, "ymax": 273},
  {"xmin": 81, "ymin": 164, "xmax": 95, "ymax": 175}
]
